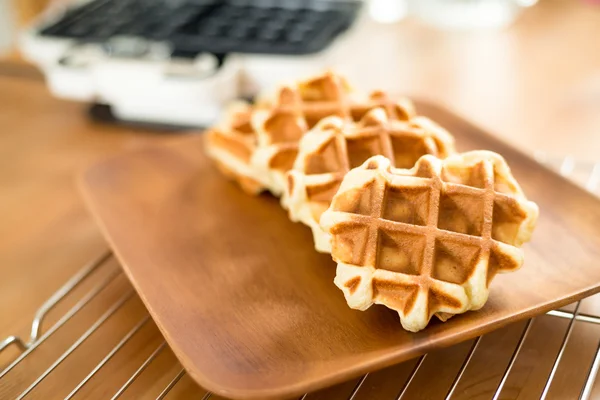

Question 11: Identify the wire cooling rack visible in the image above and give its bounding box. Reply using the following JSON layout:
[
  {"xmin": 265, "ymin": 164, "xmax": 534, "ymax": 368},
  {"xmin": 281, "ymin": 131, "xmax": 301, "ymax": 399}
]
[{"xmin": 2, "ymin": 153, "xmax": 600, "ymax": 400}]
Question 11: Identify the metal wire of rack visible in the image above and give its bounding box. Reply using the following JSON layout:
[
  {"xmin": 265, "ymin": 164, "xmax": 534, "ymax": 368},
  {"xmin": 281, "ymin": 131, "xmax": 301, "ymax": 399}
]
[{"xmin": 2, "ymin": 154, "xmax": 600, "ymax": 400}]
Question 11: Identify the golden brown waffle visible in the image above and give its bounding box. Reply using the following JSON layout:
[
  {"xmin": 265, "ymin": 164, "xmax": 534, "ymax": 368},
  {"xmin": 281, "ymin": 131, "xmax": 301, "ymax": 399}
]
[
  {"xmin": 258, "ymin": 72, "xmax": 416, "ymax": 127},
  {"xmin": 204, "ymin": 102, "xmax": 265, "ymax": 194},
  {"xmin": 285, "ymin": 108, "xmax": 456, "ymax": 252},
  {"xmin": 251, "ymin": 72, "xmax": 416, "ymax": 195},
  {"xmin": 205, "ymin": 71, "xmax": 416, "ymax": 195},
  {"xmin": 320, "ymin": 153, "xmax": 539, "ymax": 332}
]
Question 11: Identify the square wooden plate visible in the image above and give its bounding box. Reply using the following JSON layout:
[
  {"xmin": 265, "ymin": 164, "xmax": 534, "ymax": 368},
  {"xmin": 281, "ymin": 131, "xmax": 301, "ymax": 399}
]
[{"xmin": 81, "ymin": 102, "xmax": 600, "ymax": 400}]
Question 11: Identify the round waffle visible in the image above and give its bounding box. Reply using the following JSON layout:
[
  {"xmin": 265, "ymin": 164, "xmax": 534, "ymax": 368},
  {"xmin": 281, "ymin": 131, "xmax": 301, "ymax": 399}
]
[
  {"xmin": 285, "ymin": 108, "xmax": 455, "ymax": 252},
  {"xmin": 320, "ymin": 153, "xmax": 539, "ymax": 332}
]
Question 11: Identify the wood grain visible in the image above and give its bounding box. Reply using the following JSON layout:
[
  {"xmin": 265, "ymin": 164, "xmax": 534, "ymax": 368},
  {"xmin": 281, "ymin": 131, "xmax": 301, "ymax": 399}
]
[
  {"xmin": 0, "ymin": 72, "xmax": 177, "ymax": 364},
  {"xmin": 80, "ymin": 101, "xmax": 600, "ymax": 400},
  {"xmin": 2, "ymin": 0, "xmax": 600, "ymax": 398}
]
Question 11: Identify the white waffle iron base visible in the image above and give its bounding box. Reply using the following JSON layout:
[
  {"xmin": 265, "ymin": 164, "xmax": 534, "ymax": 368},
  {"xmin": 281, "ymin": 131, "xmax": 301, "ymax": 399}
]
[{"xmin": 19, "ymin": 2, "xmax": 362, "ymax": 127}]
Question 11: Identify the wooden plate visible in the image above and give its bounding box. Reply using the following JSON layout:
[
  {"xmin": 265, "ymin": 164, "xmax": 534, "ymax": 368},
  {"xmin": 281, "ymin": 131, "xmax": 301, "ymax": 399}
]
[{"xmin": 81, "ymin": 102, "xmax": 600, "ymax": 400}]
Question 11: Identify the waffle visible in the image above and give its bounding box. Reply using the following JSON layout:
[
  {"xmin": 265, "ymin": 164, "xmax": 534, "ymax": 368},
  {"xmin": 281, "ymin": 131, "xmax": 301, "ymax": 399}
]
[
  {"xmin": 257, "ymin": 72, "xmax": 416, "ymax": 127},
  {"xmin": 204, "ymin": 102, "xmax": 265, "ymax": 194},
  {"xmin": 320, "ymin": 153, "xmax": 538, "ymax": 332},
  {"xmin": 285, "ymin": 108, "xmax": 456, "ymax": 252},
  {"xmin": 205, "ymin": 71, "xmax": 416, "ymax": 195}
]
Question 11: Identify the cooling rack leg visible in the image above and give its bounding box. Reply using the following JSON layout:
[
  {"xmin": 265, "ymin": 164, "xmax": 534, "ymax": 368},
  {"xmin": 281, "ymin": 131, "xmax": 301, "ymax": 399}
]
[
  {"xmin": 29, "ymin": 251, "xmax": 113, "ymax": 345},
  {"xmin": 64, "ymin": 315, "xmax": 151, "ymax": 400},
  {"xmin": 0, "ymin": 267, "xmax": 122, "ymax": 377},
  {"xmin": 201, "ymin": 392, "xmax": 213, "ymax": 400},
  {"xmin": 111, "ymin": 340, "xmax": 169, "ymax": 400},
  {"xmin": 492, "ymin": 319, "xmax": 534, "ymax": 400},
  {"xmin": 580, "ymin": 340, "xmax": 600, "ymax": 400},
  {"xmin": 347, "ymin": 373, "xmax": 369, "ymax": 400},
  {"xmin": 540, "ymin": 300, "xmax": 582, "ymax": 400},
  {"xmin": 396, "ymin": 354, "xmax": 427, "ymax": 400},
  {"xmin": 0, "ymin": 250, "xmax": 112, "ymax": 358},
  {"xmin": 156, "ymin": 368, "xmax": 186, "ymax": 400},
  {"xmin": 0, "ymin": 336, "xmax": 26, "ymax": 353},
  {"xmin": 547, "ymin": 310, "xmax": 600, "ymax": 325},
  {"xmin": 445, "ymin": 337, "xmax": 482, "ymax": 400},
  {"xmin": 14, "ymin": 289, "xmax": 136, "ymax": 400}
]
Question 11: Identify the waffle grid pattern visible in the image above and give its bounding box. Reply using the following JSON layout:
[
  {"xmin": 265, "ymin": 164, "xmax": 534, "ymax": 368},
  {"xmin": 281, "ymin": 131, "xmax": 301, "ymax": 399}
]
[
  {"xmin": 285, "ymin": 110, "xmax": 455, "ymax": 252},
  {"xmin": 321, "ymin": 154, "xmax": 537, "ymax": 331},
  {"xmin": 251, "ymin": 74, "xmax": 416, "ymax": 194},
  {"xmin": 206, "ymin": 72, "xmax": 416, "ymax": 195}
]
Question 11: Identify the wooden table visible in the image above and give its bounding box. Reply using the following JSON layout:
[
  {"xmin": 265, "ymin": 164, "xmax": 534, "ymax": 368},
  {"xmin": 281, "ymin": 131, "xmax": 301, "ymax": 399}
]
[{"xmin": 1, "ymin": 1, "xmax": 600, "ymax": 398}]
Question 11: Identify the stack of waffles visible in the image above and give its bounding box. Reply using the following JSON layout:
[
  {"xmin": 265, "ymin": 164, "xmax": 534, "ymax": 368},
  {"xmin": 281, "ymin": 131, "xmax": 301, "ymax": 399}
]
[
  {"xmin": 205, "ymin": 71, "xmax": 415, "ymax": 196},
  {"xmin": 205, "ymin": 71, "xmax": 539, "ymax": 332}
]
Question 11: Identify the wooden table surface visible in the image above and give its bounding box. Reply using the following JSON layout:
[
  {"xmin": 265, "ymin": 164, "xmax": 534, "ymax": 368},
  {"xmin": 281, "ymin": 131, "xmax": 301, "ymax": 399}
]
[{"xmin": 1, "ymin": 1, "xmax": 600, "ymax": 399}]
